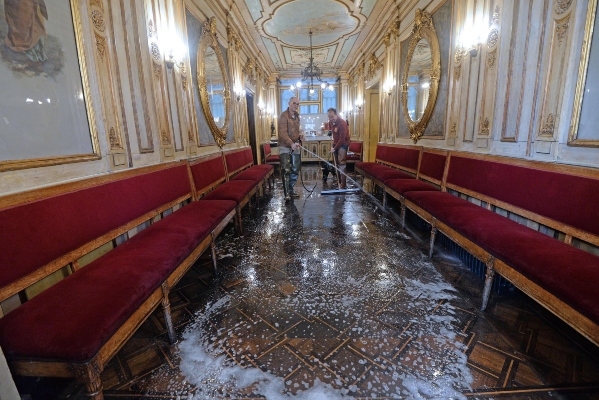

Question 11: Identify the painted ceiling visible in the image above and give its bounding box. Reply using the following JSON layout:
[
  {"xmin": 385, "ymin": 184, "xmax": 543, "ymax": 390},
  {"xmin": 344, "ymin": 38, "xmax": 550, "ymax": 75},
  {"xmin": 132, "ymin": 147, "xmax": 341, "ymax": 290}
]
[{"xmin": 238, "ymin": 0, "xmax": 393, "ymax": 75}]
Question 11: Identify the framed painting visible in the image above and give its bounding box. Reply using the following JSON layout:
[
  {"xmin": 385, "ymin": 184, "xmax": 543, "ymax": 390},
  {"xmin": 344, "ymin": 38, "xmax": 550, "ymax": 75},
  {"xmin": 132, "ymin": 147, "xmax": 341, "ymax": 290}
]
[
  {"xmin": 0, "ymin": 0, "xmax": 100, "ymax": 172},
  {"xmin": 569, "ymin": 0, "xmax": 599, "ymax": 147}
]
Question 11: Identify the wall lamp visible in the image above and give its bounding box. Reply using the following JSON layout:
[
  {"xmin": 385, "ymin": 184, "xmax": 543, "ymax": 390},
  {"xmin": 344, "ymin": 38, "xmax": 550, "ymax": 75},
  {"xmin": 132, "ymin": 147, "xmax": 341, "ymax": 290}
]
[
  {"xmin": 234, "ymin": 85, "xmax": 246, "ymax": 102},
  {"xmin": 383, "ymin": 80, "xmax": 395, "ymax": 96},
  {"xmin": 355, "ymin": 98, "xmax": 363, "ymax": 111},
  {"xmin": 459, "ymin": 22, "xmax": 490, "ymax": 58}
]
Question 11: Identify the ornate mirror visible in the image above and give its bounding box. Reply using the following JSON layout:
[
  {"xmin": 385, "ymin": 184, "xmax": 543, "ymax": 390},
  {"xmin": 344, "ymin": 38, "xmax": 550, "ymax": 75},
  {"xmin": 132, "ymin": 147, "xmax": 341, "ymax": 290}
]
[
  {"xmin": 401, "ymin": 9, "xmax": 441, "ymax": 143},
  {"xmin": 197, "ymin": 17, "xmax": 230, "ymax": 147}
]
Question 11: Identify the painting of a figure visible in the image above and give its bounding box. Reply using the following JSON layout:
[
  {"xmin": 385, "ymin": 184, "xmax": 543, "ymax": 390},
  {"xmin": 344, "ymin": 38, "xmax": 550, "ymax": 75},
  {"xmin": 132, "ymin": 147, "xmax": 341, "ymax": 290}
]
[
  {"xmin": 0, "ymin": 0, "xmax": 95, "ymax": 167},
  {"xmin": 4, "ymin": 0, "xmax": 49, "ymax": 62}
]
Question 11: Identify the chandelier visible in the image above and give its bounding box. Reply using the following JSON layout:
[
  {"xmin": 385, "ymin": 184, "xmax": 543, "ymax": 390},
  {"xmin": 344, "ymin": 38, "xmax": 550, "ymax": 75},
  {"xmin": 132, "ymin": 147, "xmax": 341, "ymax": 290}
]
[{"xmin": 289, "ymin": 30, "xmax": 334, "ymax": 96}]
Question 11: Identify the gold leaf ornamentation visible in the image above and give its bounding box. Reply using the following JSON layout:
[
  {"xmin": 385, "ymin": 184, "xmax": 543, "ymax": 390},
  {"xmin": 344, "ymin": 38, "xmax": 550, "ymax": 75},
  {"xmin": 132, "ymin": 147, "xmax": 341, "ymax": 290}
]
[
  {"xmin": 91, "ymin": 10, "xmax": 105, "ymax": 32},
  {"xmin": 541, "ymin": 114, "xmax": 555, "ymax": 136},
  {"xmin": 94, "ymin": 33, "xmax": 106, "ymax": 59},
  {"xmin": 487, "ymin": 29, "xmax": 499, "ymax": 48},
  {"xmin": 487, "ymin": 48, "xmax": 497, "ymax": 68},
  {"xmin": 555, "ymin": 0, "xmax": 573, "ymax": 15},
  {"xmin": 108, "ymin": 127, "xmax": 120, "ymax": 148},
  {"xmin": 480, "ymin": 118, "xmax": 490, "ymax": 135},
  {"xmin": 556, "ymin": 20, "xmax": 569, "ymax": 46}
]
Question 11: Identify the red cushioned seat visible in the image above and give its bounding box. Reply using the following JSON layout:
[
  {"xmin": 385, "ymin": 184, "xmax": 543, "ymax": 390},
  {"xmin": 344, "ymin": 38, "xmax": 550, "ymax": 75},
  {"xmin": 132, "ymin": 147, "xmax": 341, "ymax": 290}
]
[
  {"xmin": 266, "ymin": 155, "xmax": 280, "ymax": 162},
  {"xmin": 384, "ymin": 179, "xmax": 438, "ymax": 194},
  {"xmin": 202, "ymin": 180, "xmax": 256, "ymax": 204},
  {"xmin": 232, "ymin": 168, "xmax": 268, "ymax": 182},
  {"xmin": 0, "ymin": 200, "xmax": 236, "ymax": 362},
  {"xmin": 249, "ymin": 164, "xmax": 273, "ymax": 173},
  {"xmin": 355, "ymin": 161, "xmax": 376, "ymax": 172},
  {"xmin": 404, "ymin": 191, "xmax": 599, "ymax": 325},
  {"xmin": 357, "ymin": 163, "xmax": 414, "ymax": 181}
]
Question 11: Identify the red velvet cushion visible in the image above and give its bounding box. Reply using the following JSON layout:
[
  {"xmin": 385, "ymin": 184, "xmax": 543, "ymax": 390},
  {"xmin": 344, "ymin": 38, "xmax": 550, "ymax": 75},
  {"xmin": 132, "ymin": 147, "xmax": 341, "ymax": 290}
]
[
  {"xmin": 0, "ymin": 200, "xmax": 236, "ymax": 362},
  {"xmin": 359, "ymin": 164, "xmax": 414, "ymax": 181},
  {"xmin": 190, "ymin": 156, "xmax": 226, "ymax": 194},
  {"xmin": 266, "ymin": 155, "xmax": 280, "ymax": 162},
  {"xmin": 263, "ymin": 143, "xmax": 271, "ymax": 156},
  {"xmin": 232, "ymin": 169, "xmax": 269, "ymax": 182},
  {"xmin": 355, "ymin": 161, "xmax": 377, "ymax": 172},
  {"xmin": 202, "ymin": 180, "xmax": 256, "ymax": 203},
  {"xmin": 225, "ymin": 149, "xmax": 252, "ymax": 175},
  {"xmin": 376, "ymin": 145, "xmax": 420, "ymax": 171},
  {"xmin": 447, "ymin": 156, "xmax": 599, "ymax": 237},
  {"xmin": 0, "ymin": 164, "xmax": 191, "ymax": 290},
  {"xmin": 349, "ymin": 142, "xmax": 362, "ymax": 153},
  {"xmin": 419, "ymin": 152, "xmax": 446, "ymax": 181},
  {"xmin": 249, "ymin": 164, "xmax": 273, "ymax": 173},
  {"xmin": 385, "ymin": 179, "xmax": 439, "ymax": 195},
  {"xmin": 404, "ymin": 191, "xmax": 599, "ymax": 324}
]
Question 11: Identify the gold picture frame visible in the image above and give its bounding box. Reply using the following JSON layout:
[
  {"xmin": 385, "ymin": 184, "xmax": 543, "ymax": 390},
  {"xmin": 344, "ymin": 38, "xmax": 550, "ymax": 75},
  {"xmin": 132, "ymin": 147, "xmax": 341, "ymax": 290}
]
[
  {"xmin": 568, "ymin": 0, "xmax": 598, "ymax": 147},
  {"xmin": 0, "ymin": 0, "xmax": 101, "ymax": 173},
  {"xmin": 400, "ymin": 9, "xmax": 441, "ymax": 144},
  {"xmin": 196, "ymin": 17, "xmax": 231, "ymax": 148}
]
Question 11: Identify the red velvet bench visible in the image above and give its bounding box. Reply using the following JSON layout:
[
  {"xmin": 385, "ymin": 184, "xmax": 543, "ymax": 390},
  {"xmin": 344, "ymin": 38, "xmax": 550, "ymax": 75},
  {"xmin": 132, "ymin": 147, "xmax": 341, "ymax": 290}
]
[
  {"xmin": 0, "ymin": 161, "xmax": 237, "ymax": 399},
  {"xmin": 224, "ymin": 147, "xmax": 274, "ymax": 197},
  {"xmin": 262, "ymin": 143, "xmax": 280, "ymax": 169},
  {"xmin": 346, "ymin": 141, "xmax": 363, "ymax": 164},
  {"xmin": 189, "ymin": 151, "xmax": 258, "ymax": 234},
  {"xmin": 383, "ymin": 149, "xmax": 448, "ymax": 226},
  {"xmin": 402, "ymin": 151, "xmax": 599, "ymax": 347},
  {"xmin": 355, "ymin": 144, "xmax": 420, "ymax": 193}
]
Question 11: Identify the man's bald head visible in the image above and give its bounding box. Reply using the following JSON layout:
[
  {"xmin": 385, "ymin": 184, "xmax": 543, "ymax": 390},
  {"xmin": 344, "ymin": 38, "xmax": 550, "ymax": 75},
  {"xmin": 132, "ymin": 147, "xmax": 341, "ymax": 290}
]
[{"xmin": 288, "ymin": 97, "xmax": 299, "ymax": 113}]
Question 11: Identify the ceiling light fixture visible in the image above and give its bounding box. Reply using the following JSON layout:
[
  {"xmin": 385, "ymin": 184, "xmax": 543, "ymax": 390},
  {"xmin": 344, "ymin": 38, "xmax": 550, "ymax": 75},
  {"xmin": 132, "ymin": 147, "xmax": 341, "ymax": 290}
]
[{"xmin": 289, "ymin": 30, "xmax": 326, "ymax": 97}]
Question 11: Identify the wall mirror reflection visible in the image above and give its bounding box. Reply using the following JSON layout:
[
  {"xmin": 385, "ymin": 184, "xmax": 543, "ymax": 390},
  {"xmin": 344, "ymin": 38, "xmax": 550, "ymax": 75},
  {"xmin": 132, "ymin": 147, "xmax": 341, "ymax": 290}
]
[
  {"xmin": 204, "ymin": 47, "xmax": 226, "ymax": 128},
  {"xmin": 407, "ymin": 38, "xmax": 432, "ymax": 122}
]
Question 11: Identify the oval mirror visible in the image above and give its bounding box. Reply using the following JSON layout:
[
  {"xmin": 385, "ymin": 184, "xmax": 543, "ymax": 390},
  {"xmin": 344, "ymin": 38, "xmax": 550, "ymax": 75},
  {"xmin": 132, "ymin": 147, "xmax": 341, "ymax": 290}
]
[
  {"xmin": 197, "ymin": 17, "xmax": 230, "ymax": 147},
  {"xmin": 406, "ymin": 38, "xmax": 432, "ymax": 123},
  {"xmin": 204, "ymin": 46, "xmax": 226, "ymax": 129},
  {"xmin": 400, "ymin": 9, "xmax": 440, "ymax": 143}
]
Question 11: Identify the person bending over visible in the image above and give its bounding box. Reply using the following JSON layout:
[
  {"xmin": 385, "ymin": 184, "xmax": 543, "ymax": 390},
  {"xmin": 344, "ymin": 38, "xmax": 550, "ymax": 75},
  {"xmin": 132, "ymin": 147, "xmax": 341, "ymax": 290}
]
[{"xmin": 328, "ymin": 108, "xmax": 351, "ymax": 189}]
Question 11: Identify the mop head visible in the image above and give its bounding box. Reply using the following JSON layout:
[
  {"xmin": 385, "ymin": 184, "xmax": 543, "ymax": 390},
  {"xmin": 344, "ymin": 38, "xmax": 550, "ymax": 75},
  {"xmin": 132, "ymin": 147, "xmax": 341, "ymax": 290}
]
[{"xmin": 321, "ymin": 188, "xmax": 360, "ymax": 195}]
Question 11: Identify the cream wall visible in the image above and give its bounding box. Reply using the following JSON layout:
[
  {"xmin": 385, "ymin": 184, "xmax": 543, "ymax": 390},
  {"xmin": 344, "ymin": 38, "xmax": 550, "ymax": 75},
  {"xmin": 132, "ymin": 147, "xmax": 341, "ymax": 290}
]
[
  {"xmin": 346, "ymin": 0, "xmax": 599, "ymax": 169},
  {"xmin": 0, "ymin": 0, "xmax": 273, "ymax": 196}
]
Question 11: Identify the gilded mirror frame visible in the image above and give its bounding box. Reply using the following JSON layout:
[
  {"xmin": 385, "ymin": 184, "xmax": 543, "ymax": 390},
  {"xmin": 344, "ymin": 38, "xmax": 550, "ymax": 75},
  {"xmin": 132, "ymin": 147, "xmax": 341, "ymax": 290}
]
[
  {"xmin": 197, "ymin": 17, "xmax": 231, "ymax": 148},
  {"xmin": 401, "ymin": 9, "xmax": 441, "ymax": 143}
]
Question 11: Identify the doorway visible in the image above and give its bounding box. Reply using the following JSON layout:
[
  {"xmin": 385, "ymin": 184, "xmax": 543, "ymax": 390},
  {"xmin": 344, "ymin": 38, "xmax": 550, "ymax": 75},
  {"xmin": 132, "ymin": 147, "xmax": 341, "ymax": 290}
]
[
  {"xmin": 364, "ymin": 85, "xmax": 380, "ymax": 162},
  {"xmin": 246, "ymin": 92, "xmax": 257, "ymax": 164}
]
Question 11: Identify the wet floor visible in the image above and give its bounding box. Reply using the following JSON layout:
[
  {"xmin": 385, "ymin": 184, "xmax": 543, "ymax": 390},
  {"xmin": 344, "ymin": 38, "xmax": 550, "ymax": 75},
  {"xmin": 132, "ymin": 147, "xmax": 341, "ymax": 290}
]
[{"xmin": 17, "ymin": 166, "xmax": 599, "ymax": 399}]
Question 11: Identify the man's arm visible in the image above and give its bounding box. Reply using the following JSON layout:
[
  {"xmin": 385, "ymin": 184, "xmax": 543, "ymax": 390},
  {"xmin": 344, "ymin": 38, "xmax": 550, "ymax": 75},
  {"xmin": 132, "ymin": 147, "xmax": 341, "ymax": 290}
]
[
  {"xmin": 332, "ymin": 122, "xmax": 348, "ymax": 151},
  {"xmin": 277, "ymin": 113, "xmax": 294, "ymax": 147}
]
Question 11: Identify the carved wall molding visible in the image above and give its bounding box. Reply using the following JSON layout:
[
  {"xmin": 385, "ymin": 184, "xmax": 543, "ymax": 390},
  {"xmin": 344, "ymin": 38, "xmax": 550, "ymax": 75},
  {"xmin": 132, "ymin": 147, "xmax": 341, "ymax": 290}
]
[
  {"xmin": 365, "ymin": 53, "xmax": 383, "ymax": 82},
  {"xmin": 555, "ymin": 0, "xmax": 574, "ymax": 14}
]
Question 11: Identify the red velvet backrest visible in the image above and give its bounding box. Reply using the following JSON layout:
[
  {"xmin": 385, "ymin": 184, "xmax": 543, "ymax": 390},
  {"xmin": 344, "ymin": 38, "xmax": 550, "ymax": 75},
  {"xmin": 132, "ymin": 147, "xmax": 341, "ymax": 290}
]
[
  {"xmin": 418, "ymin": 151, "xmax": 447, "ymax": 182},
  {"xmin": 263, "ymin": 143, "xmax": 271, "ymax": 157},
  {"xmin": 376, "ymin": 145, "xmax": 420, "ymax": 171},
  {"xmin": 349, "ymin": 142, "xmax": 362, "ymax": 154},
  {"xmin": 190, "ymin": 156, "xmax": 226, "ymax": 195},
  {"xmin": 446, "ymin": 156, "xmax": 599, "ymax": 237},
  {"xmin": 0, "ymin": 164, "xmax": 191, "ymax": 290},
  {"xmin": 225, "ymin": 148, "xmax": 252, "ymax": 175}
]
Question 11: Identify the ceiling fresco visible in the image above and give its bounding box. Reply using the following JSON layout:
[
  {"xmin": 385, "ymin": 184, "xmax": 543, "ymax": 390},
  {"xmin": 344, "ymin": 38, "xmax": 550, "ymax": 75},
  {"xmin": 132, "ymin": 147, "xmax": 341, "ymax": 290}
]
[{"xmin": 237, "ymin": 0, "xmax": 390, "ymax": 74}]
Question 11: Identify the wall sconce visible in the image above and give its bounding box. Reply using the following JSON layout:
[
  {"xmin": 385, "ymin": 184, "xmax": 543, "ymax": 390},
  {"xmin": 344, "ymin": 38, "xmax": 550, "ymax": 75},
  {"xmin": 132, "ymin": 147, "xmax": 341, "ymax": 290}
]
[
  {"xmin": 355, "ymin": 98, "xmax": 363, "ymax": 111},
  {"xmin": 165, "ymin": 50, "xmax": 176, "ymax": 69},
  {"xmin": 234, "ymin": 85, "xmax": 246, "ymax": 102},
  {"xmin": 161, "ymin": 32, "xmax": 186, "ymax": 69},
  {"xmin": 459, "ymin": 22, "xmax": 489, "ymax": 58},
  {"xmin": 383, "ymin": 80, "xmax": 395, "ymax": 96}
]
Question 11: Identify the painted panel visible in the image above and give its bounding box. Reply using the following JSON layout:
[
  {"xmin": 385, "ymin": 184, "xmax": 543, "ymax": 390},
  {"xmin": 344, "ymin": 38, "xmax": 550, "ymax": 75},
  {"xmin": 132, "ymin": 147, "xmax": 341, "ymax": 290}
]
[
  {"xmin": 361, "ymin": 0, "xmax": 377, "ymax": 18},
  {"xmin": 336, "ymin": 32, "xmax": 359, "ymax": 67},
  {"xmin": 0, "ymin": 0, "xmax": 96, "ymax": 163},
  {"xmin": 262, "ymin": 0, "xmax": 359, "ymax": 47},
  {"xmin": 261, "ymin": 37, "xmax": 282, "ymax": 69},
  {"xmin": 245, "ymin": 0, "xmax": 263, "ymax": 22}
]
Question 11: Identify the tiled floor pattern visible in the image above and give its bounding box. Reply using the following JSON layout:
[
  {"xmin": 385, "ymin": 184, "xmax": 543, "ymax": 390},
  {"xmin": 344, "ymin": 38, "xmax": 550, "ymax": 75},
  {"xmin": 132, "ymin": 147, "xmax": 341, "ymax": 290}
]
[{"xmin": 15, "ymin": 167, "xmax": 599, "ymax": 399}]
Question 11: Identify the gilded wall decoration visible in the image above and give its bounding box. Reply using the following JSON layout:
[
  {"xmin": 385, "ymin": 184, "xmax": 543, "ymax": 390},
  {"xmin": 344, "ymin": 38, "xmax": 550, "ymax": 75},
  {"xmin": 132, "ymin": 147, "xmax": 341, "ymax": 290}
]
[
  {"xmin": 541, "ymin": 114, "xmax": 555, "ymax": 136},
  {"xmin": 569, "ymin": 0, "xmax": 599, "ymax": 146},
  {"xmin": 487, "ymin": 29, "xmax": 499, "ymax": 48},
  {"xmin": 95, "ymin": 33, "xmax": 106, "ymax": 59},
  {"xmin": 0, "ymin": 0, "xmax": 101, "ymax": 172},
  {"xmin": 487, "ymin": 49, "xmax": 497, "ymax": 68},
  {"xmin": 557, "ymin": 19, "xmax": 570, "ymax": 45},
  {"xmin": 398, "ymin": 0, "xmax": 451, "ymax": 140},
  {"xmin": 400, "ymin": 9, "xmax": 441, "ymax": 143},
  {"xmin": 91, "ymin": 10, "xmax": 105, "ymax": 32},
  {"xmin": 365, "ymin": 53, "xmax": 382, "ymax": 81},
  {"xmin": 555, "ymin": 0, "xmax": 574, "ymax": 14},
  {"xmin": 480, "ymin": 118, "xmax": 490, "ymax": 135}
]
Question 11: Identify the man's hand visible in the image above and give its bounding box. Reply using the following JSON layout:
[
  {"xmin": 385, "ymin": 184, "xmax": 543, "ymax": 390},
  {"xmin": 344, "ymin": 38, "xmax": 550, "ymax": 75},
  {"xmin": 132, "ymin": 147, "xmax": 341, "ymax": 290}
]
[
  {"xmin": 292, "ymin": 142, "xmax": 300, "ymax": 151},
  {"xmin": 330, "ymin": 148, "xmax": 335, "ymax": 153}
]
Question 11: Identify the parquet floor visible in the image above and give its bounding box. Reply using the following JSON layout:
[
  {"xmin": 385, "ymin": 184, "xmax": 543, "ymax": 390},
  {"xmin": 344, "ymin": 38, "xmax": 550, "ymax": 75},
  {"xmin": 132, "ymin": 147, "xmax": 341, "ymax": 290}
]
[{"xmin": 16, "ymin": 167, "xmax": 599, "ymax": 399}]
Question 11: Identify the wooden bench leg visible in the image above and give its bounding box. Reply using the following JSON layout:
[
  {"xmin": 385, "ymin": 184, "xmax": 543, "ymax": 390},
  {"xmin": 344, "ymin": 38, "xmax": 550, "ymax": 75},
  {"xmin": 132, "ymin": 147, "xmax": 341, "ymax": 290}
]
[
  {"xmin": 429, "ymin": 218, "xmax": 437, "ymax": 259},
  {"xmin": 161, "ymin": 283, "xmax": 176, "ymax": 344},
  {"xmin": 481, "ymin": 257, "xmax": 496, "ymax": 311},
  {"xmin": 268, "ymin": 174, "xmax": 273, "ymax": 190},
  {"xmin": 210, "ymin": 234, "xmax": 218, "ymax": 274},
  {"xmin": 400, "ymin": 201, "xmax": 406, "ymax": 229},
  {"xmin": 74, "ymin": 358, "xmax": 103, "ymax": 400},
  {"xmin": 382, "ymin": 191, "xmax": 388, "ymax": 209},
  {"xmin": 235, "ymin": 207, "xmax": 243, "ymax": 235}
]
